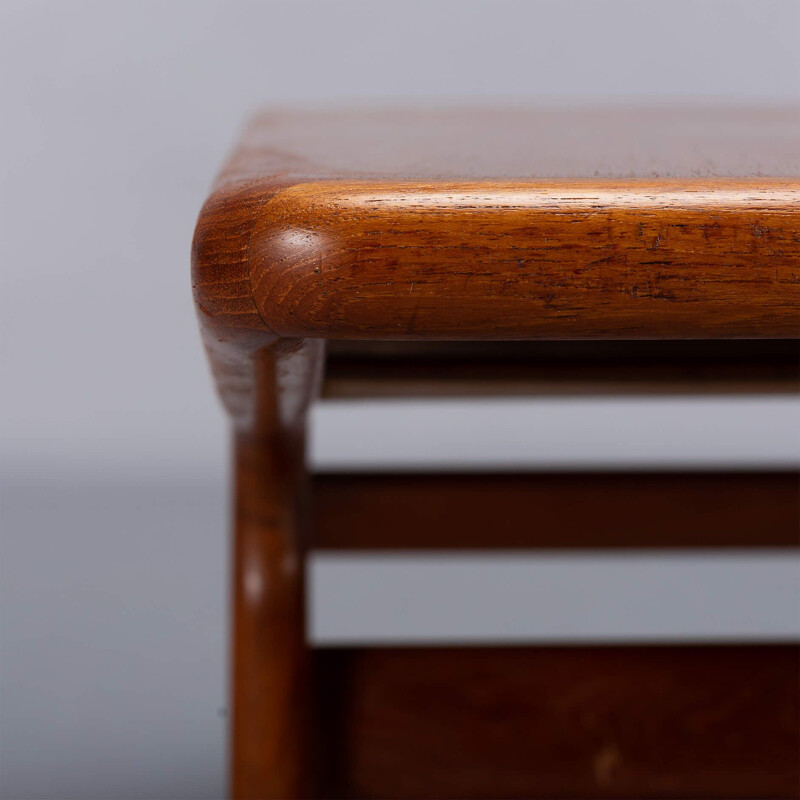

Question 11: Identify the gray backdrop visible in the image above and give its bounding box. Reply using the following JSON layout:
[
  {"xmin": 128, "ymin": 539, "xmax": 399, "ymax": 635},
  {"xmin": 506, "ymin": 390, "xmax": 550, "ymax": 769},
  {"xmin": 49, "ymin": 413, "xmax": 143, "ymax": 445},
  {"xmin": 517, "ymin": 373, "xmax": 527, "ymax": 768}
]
[{"xmin": 2, "ymin": 2, "xmax": 799, "ymax": 798}]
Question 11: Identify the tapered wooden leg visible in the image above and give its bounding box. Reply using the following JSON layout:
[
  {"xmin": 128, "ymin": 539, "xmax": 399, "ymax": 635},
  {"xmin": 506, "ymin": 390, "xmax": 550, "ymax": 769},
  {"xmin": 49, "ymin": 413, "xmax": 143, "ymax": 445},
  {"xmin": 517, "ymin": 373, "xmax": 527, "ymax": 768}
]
[
  {"xmin": 225, "ymin": 339, "xmax": 324, "ymax": 800},
  {"xmin": 231, "ymin": 432, "xmax": 311, "ymax": 799}
]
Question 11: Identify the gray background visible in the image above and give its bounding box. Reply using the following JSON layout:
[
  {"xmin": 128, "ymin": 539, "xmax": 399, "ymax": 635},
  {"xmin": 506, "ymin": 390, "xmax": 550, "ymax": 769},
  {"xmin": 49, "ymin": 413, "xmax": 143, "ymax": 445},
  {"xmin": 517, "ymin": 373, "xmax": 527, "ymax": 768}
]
[{"xmin": 2, "ymin": 2, "xmax": 799, "ymax": 798}]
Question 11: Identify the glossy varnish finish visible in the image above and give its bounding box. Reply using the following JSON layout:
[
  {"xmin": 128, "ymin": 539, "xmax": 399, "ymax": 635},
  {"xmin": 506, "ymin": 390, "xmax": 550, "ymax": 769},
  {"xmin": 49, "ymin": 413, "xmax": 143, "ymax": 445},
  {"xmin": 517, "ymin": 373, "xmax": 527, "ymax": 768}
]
[
  {"xmin": 237, "ymin": 108, "xmax": 800, "ymax": 180},
  {"xmin": 229, "ymin": 340, "xmax": 324, "ymax": 800},
  {"xmin": 191, "ymin": 109, "xmax": 800, "ymax": 800},
  {"xmin": 194, "ymin": 109, "xmax": 800, "ymax": 368},
  {"xmin": 248, "ymin": 179, "xmax": 800, "ymax": 339}
]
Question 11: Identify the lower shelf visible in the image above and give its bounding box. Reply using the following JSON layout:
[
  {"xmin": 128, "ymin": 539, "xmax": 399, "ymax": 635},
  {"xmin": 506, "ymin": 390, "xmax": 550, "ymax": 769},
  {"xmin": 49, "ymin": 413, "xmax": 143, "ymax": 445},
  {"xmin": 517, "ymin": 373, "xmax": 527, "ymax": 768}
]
[{"xmin": 314, "ymin": 644, "xmax": 799, "ymax": 799}]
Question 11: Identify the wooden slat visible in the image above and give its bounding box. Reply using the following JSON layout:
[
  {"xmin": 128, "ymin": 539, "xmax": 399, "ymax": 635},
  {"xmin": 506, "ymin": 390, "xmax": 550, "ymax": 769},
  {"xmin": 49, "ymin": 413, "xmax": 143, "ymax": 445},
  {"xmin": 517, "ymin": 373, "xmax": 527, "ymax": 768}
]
[
  {"xmin": 323, "ymin": 340, "xmax": 800, "ymax": 398},
  {"xmin": 312, "ymin": 472, "xmax": 800, "ymax": 550},
  {"xmin": 314, "ymin": 645, "xmax": 800, "ymax": 799}
]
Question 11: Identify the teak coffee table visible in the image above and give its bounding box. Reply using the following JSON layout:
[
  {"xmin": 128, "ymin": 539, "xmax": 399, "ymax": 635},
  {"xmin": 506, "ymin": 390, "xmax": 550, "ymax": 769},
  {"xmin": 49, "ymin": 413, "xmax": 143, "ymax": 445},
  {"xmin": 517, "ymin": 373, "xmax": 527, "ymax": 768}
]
[{"xmin": 192, "ymin": 109, "xmax": 800, "ymax": 800}]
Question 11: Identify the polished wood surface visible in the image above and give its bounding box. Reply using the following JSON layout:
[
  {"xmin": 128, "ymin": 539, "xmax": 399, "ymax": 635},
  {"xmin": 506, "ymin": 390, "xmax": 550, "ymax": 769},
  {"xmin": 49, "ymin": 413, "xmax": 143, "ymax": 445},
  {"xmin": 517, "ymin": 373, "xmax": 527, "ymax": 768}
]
[
  {"xmin": 312, "ymin": 472, "xmax": 800, "ymax": 551},
  {"xmin": 229, "ymin": 340, "xmax": 324, "ymax": 800},
  {"xmin": 194, "ymin": 108, "xmax": 800, "ymax": 348},
  {"xmin": 323, "ymin": 340, "xmax": 800, "ymax": 398},
  {"xmin": 240, "ymin": 108, "xmax": 800, "ymax": 180},
  {"xmin": 193, "ymin": 140, "xmax": 327, "ymax": 798},
  {"xmin": 191, "ymin": 108, "xmax": 800, "ymax": 800},
  {"xmin": 316, "ymin": 645, "xmax": 800, "ymax": 799},
  {"xmin": 248, "ymin": 179, "xmax": 799, "ymax": 339}
]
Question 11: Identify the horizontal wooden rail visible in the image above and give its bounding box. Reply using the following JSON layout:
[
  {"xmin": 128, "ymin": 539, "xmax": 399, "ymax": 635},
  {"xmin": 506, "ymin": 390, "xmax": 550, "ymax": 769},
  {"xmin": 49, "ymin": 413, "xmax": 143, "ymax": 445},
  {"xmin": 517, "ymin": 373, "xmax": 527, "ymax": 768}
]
[
  {"xmin": 323, "ymin": 340, "xmax": 800, "ymax": 398},
  {"xmin": 315, "ymin": 645, "xmax": 799, "ymax": 799},
  {"xmin": 311, "ymin": 472, "xmax": 800, "ymax": 550},
  {"xmin": 247, "ymin": 181, "xmax": 800, "ymax": 340}
]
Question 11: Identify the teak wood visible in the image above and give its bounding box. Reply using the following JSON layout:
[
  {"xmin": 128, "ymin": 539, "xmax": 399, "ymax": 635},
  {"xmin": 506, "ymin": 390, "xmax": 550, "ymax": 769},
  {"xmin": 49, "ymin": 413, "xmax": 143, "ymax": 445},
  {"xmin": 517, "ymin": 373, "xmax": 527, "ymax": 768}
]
[
  {"xmin": 312, "ymin": 472, "xmax": 800, "ymax": 551},
  {"xmin": 316, "ymin": 645, "xmax": 799, "ymax": 799},
  {"xmin": 194, "ymin": 108, "xmax": 800, "ymax": 354},
  {"xmin": 229, "ymin": 339, "xmax": 324, "ymax": 800},
  {"xmin": 248, "ymin": 179, "xmax": 799, "ymax": 339},
  {"xmin": 192, "ymin": 108, "xmax": 800, "ymax": 800}
]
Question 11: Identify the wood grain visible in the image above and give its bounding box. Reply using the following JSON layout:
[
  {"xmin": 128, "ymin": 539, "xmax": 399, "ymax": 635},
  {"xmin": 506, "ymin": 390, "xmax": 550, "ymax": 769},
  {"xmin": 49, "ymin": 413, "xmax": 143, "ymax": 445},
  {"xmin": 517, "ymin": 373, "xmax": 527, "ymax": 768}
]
[
  {"xmin": 248, "ymin": 180, "xmax": 800, "ymax": 339},
  {"xmin": 229, "ymin": 340, "xmax": 324, "ymax": 800},
  {"xmin": 311, "ymin": 472, "xmax": 800, "ymax": 551},
  {"xmin": 192, "ymin": 129, "xmax": 327, "ymax": 798},
  {"xmin": 190, "ymin": 109, "xmax": 800, "ymax": 800},
  {"xmin": 316, "ymin": 645, "xmax": 800, "ymax": 799},
  {"xmin": 242, "ymin": 108, "xmax": 800, "ymax": 180},
  {"xmin": 193, "ymin": 109, "xmax": 800, "ymax": 356}
]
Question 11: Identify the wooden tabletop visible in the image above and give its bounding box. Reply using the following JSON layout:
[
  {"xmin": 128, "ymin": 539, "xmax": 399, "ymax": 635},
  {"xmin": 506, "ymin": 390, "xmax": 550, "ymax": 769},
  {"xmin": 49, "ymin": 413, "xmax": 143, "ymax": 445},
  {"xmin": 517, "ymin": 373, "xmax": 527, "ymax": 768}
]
[{"xmin": 193, "ymin": 108, "xmax": 800, "ymax": 340}]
